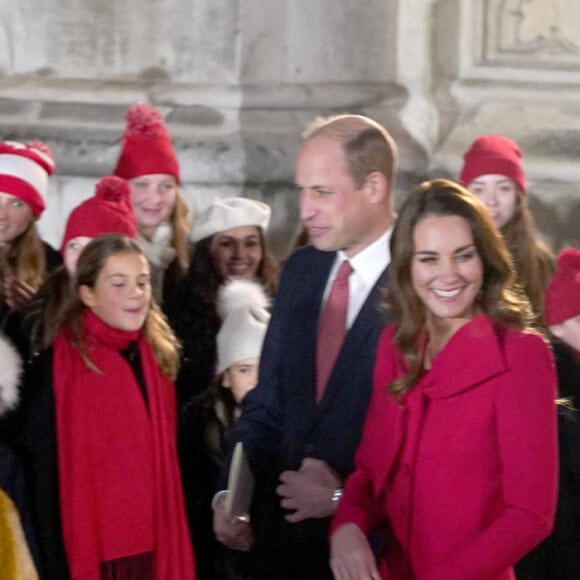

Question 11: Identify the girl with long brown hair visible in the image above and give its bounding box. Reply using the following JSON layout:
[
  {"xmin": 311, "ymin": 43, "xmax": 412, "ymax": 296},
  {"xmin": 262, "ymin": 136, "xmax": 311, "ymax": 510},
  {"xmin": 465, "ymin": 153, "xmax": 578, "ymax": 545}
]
[
  {"xmin": 15, "ymin": 234, "xmax": 195, "ymax": 580},
  {"xmin": 0, "ymin": 141, "xmax": 61, "ymax": 327},
  {"xmin": 460, "ymin": 135, "xmax": 554, "ymax": 326}
]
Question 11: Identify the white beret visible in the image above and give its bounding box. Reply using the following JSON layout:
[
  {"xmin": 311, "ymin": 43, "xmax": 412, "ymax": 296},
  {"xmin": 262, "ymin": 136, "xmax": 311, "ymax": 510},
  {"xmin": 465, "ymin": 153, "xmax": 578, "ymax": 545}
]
[{"xmin": 191, "ymin": 197, "xmax": 271, "ymax": 243}]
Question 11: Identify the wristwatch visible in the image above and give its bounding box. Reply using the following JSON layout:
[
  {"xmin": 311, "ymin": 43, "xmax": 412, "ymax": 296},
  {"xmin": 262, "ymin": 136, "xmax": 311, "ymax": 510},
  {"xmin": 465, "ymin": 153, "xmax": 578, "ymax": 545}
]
[{"xmin": 331, "ymin": 487, "xmax": 343, "ymax": 509}]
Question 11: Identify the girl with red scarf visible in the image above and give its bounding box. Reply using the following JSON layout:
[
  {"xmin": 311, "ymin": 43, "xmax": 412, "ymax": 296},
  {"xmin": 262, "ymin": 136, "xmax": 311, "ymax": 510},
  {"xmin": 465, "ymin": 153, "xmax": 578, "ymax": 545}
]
[{"xmin": 15, "ymin": 234, "xmax": 196, "ymax": 580}]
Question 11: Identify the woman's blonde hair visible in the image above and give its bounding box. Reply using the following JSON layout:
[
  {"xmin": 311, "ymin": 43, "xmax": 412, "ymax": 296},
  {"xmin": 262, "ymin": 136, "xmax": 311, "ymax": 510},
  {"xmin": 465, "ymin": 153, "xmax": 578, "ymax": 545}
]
[
  {"xmin": 59, "ymin": 234, "xmax": 180, "ymax": 380},
  {"xmin": 385, "ymin": 179, "xmax": 535, "ymax": 398},
  {"xmin": 170, "ymin": 189, "xmax": 191, "ymax": 273}
]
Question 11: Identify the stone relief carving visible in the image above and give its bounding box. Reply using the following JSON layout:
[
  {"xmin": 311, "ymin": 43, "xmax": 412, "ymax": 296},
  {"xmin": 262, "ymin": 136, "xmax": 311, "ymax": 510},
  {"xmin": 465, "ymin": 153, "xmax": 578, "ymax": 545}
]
[{"xmin": 482, "ymin": 0, "xmax": 580, "ymax": 66}]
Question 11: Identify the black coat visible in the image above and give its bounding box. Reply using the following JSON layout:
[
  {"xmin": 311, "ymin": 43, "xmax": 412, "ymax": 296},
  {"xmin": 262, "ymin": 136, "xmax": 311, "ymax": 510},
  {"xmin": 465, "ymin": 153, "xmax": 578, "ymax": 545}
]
[
  {"xmin": 179, "ymin": 388, "xmax": 253, "ymax": 580},
  {"xmin": 515, "ymin": 341, "xmax": 580, "ymax": 579},
  {"xmin": 8, "ymin": 348, "xmax": 69, "ymax": 580},
  {"xmin": 164, "ymin": 282, "xmax": 220, "ymax": 410},
  {"xmin": 224, "ymin": 246, "xmax": 392, "ymax": 579}
]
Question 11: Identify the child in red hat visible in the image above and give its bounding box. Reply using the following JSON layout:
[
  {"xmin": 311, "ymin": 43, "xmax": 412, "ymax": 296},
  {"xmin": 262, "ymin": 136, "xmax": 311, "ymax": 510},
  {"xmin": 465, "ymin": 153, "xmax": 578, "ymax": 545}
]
[
  {"xmin": 114, "ymin": 103, "xmax": 191, "ymax": 304},
  {"xmin": 7, "ymin": 176, "xmax": 137, "ymax": 360},
  {"xmin": 460, "ymin": 135, "xmax": 554, "ymax": 325},
  {"xmin": 60, "ymin": 176, "xmax": 137, "ymax": 274},
  {"xmin": 545, "ymin": 247, "xmax": 580, "ymax": 351}
]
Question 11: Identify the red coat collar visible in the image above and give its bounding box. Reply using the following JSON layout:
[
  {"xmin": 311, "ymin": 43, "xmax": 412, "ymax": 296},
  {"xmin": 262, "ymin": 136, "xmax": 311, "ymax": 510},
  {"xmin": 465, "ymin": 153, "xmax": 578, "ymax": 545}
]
[{"xmin": 415, "ymin": 314, "xmax": 507, "ymax": 399}]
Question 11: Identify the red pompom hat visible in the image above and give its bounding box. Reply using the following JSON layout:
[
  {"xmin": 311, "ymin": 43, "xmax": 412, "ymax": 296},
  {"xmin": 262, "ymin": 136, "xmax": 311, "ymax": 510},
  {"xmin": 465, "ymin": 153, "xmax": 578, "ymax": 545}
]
[
  {"xmin": 60, "ymin": 176, "xmax": 137, "ymax": 253},
  {"xmin": 113, "ymin": 103, "xmax": 180, "ymax": 184},
  {"xmin": 545, "ymin": 248, "xmax": 580, "ymax": 326},
  {"xmin": 460, "ymin": 135, "xmax": 527, "ymax": 195},
  {"xmin": 0, "ymin": 140, "xmax": 55, "ymax": 218}
]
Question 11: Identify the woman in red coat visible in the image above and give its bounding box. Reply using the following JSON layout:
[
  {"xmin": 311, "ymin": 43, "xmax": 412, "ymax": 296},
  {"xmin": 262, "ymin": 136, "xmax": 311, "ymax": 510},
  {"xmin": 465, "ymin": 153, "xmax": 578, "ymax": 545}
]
[{"xmin": 330, "ymin": 179, "xmax": 558, "ymax": 580}]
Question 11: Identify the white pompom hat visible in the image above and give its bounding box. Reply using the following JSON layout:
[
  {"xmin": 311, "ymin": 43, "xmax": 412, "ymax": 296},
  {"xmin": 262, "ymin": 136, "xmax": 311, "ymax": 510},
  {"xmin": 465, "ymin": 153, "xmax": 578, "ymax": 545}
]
[
  {"xmin": 216, "ymin": 278, "xmax": 271, "ymax": 374},
  {"xmin": 191, "ymin": 197, "xmax": 271, "ymax": 243}
]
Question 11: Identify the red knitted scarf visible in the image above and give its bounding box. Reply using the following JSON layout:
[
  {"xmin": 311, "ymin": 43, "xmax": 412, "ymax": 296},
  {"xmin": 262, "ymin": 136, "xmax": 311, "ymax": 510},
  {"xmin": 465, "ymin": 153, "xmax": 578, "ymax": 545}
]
[{"xmin": 53, "ymin": 309, "xmax": 195, "ymax": 579}]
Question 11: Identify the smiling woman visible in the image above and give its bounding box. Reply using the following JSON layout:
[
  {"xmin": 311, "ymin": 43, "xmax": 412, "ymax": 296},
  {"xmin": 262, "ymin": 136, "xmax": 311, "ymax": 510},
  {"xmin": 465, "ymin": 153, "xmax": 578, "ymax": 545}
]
[
  {"xmin": 411, "ymin": 214, "xmax": 484, "ymax": 359},
  {"xmin": 165, "ymin": 196, "xmax": 278, "ymax": 408},
  {"xmin": 330, "ymin": 179, "xmax": 558, "ymax": 580},
  {"xmin": 164, "ymin": 197, "xmax": 279, "ymax": 576}
]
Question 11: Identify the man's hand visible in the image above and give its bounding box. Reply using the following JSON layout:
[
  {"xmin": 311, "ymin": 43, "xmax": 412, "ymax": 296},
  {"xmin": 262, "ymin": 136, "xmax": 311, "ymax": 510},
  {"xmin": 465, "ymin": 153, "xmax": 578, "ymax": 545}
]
[
  {"xmin": 330, "ymin": 523, "xmax": 381, "ymax": 580},
  {"xmin": 276, "ymin": 457, "xmax": 341, "ymax": 522},
  {"xmin": 213, "ymin": 493, "xmax": 254, "ymax": 552}
]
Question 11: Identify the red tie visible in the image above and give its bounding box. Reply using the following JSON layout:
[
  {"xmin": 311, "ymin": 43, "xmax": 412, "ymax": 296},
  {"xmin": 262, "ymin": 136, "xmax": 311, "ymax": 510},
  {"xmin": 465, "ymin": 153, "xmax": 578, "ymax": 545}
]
[{"xmin": 316, "ymin": 260, "xmax": 353, "ymax": 401}]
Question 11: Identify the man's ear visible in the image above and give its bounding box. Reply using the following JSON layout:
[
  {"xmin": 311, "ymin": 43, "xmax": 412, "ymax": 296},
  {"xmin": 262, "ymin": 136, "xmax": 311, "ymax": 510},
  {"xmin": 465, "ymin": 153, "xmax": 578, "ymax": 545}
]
[
  {"xmin": 79, "ymin": 284, "xmax": 96, "ymax": 309},
  {"xmin": 364, "ymin": 171, "xmax": 389, "ymax": 205}
]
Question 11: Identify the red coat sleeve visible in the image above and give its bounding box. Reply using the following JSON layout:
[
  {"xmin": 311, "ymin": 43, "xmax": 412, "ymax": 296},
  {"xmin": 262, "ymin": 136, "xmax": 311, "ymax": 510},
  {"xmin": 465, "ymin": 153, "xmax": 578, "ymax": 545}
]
[
  {"xmin": 423, "ymin": 332, "xmax": 558, "ymax": 580},
  {"xmin": 330, "ymin": 325, "xmax": 399, "ymax": 537}
]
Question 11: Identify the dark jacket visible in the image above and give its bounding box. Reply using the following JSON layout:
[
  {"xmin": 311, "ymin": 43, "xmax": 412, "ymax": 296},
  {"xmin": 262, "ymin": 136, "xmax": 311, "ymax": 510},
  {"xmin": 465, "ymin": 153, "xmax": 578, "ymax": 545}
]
[
  {"xmin": 180, "ymin": 388, "xmax": 252, "ymax": 580},
  {"xmin": 165, "ymin": 280, "xmax": 220, "ymax": 411},
  {"xmin": 0, "ymin": 333, "xmax": 40, "ymax": 574},
  {"xmin": 515, "ymin": 341, "xmax": 580, "ymax": 579},
  {"xmin": 225, "ymin": 245, "xmax": 392, "ymax": 579}
]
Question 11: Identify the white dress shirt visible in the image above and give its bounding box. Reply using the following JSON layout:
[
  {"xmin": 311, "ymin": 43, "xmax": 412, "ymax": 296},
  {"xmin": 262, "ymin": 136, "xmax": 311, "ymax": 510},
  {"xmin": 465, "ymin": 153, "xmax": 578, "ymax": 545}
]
[{"xmin": 321, "ymin": 227, "xmax": 393, "ymax": 329}]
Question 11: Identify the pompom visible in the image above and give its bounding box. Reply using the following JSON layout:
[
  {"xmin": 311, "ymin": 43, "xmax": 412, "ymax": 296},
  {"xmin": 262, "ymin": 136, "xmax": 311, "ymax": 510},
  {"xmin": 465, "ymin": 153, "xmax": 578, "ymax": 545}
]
[
  {"xmin": 26, "ymin": 140, "xmax": 55, "ymax": 162},
  {"xmin": 0, "ymin": 140, "xmax": 55, "ymax": 175},
  {"xmin": 557, "ymin": 247, "xmax": 580, "ymax": 277},
  {"xmin": 217, "ymin": 279, "xmax": 270, "ymax": 320},
  {"xmin": 95, "ymin": 175, "xmax": 130, "ymax": 203},
  {"xmin": 125, "ymin": 102, "xmax": 165, "ymax": 137}
]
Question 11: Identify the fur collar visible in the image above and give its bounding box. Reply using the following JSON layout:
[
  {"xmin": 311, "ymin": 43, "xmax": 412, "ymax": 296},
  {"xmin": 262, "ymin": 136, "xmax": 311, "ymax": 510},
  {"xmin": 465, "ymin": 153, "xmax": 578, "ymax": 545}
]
[
  {"xmin": 0, "ymin": 334, "xmax": 22, "ymax": 416},
  {"xmin": 137, "ymin": 222, "xmax": 176, "ymax": 269}
]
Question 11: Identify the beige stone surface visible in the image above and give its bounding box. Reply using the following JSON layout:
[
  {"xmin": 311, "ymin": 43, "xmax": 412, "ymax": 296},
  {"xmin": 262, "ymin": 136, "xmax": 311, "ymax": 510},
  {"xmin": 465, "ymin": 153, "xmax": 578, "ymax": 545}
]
[{"xmin": 0, "ymin": 0, "xmax": 577, "ymax": 260}]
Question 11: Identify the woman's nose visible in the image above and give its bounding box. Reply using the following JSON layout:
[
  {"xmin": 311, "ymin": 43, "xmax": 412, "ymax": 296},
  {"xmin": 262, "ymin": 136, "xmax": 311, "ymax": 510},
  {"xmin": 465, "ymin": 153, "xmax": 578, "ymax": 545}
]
[
  {"xmin": 484, "ymin": 190, "xmax": 499, "ymax": 207},
  {"xmin": 437, "ymin": 259, "xmax": 459, "ymax": 279},
  {"xmin": 232, "ymin": 243, "xmax": 244, "ymax": 259}
]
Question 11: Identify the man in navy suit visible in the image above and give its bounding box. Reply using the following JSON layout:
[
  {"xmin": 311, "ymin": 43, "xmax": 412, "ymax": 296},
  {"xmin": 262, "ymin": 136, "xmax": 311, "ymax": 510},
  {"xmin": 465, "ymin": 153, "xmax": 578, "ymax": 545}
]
[{"xmin": 214, "ymin": 114, "xmax": 398, "ymax": 579}]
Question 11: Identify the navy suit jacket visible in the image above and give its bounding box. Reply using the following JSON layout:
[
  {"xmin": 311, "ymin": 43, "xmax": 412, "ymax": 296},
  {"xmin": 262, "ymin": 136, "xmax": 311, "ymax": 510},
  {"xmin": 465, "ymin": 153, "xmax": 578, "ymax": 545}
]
[{"xmin": 229, "ymin": 244, "xmax": 392, "ymax": 578}]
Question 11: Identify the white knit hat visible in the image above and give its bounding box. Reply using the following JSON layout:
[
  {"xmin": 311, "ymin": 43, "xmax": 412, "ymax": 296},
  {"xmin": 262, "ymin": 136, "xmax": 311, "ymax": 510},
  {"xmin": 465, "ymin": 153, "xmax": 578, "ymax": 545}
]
[
  {"xmin": 191, "ymin": 197, "xmax": 271, "ymax": 243},
  {"xmin": 216, "ymin": 278, "xmax": 271, "ymax": 374}
]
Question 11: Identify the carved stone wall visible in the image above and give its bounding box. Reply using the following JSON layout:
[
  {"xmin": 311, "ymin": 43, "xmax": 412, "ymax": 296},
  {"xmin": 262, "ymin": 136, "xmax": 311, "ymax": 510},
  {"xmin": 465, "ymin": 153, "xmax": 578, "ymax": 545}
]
[
  {"xmin": 0, "ymin": 0, "xmax": 578, "ymax": 258},
  {"xmin": 431, "ymin": 0, "xmax": 580, "ymax": 249}
]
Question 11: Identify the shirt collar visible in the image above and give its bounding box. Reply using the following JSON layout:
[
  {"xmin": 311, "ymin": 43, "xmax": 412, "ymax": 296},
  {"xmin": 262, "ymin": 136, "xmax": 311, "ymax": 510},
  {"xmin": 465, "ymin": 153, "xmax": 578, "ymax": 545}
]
[{"xmin": 337, "ymin": 226, "xmax": 392, "ymax": 284}]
